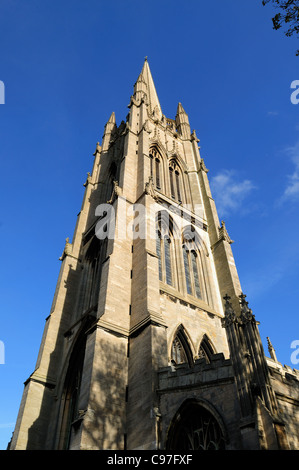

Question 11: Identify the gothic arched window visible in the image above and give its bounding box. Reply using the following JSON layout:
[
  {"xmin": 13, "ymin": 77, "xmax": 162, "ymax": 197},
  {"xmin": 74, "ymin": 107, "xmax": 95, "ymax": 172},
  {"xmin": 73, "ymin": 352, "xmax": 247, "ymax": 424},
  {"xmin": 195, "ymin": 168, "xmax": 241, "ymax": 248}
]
[
  {"xmin": 150, "ymin": 147, "xmax": 163, "ymax": 191},
  {"xmin": 58, "ymin": 318, "xmax": 93, "ymax": 450},
  {"xmin": 181, "ymin": 226, "xmax": 212, "ymax": 305},
  {"xmin": 156, "ymin": 230, "xmax": 174, "ymax": 286},
  {"xmin": 182, "ymin": 245, "xmax": 203, "ymax": 299},
  {"xmin": 156, "ymin": 212, "xmax": 177, "ymax": 287},
  {"xmin": 77, "ymin": 236, "xmax": 107, "ymax": 316},
  {"xmin": 169, "ymin": 160, "xmax": 184, "ymax": 203},
  {"xmin": 107, "ymin": 161, "xmax": 117, "ymax": 201},
  {"xmin": 171, "ymin": 327, "xmax": 193, "ymax": 367},
  {"xmin": 166, "ymin": 401, "xmax": 226, "ymax": 450},
  {"xmin": 198, "ymin": 335, "xmax": 215, "ymax": 364}
]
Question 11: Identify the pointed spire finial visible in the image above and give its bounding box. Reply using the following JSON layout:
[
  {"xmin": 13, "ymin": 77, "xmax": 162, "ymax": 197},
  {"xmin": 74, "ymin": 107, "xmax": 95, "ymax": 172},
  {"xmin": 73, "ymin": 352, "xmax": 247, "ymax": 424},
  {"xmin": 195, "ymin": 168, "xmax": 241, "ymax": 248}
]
[
  {"xmin": 145, "ymin": 56, "xmax": 148, "ymax": 61},
  {"xmin": 176, "ymin": 102, "xmax": 186, "ymax": 115},
  {"xmin": 107, "ymin": 111, "xmax": 116, "ymax": 123},
  {"xmin": 267, "ymin": 337, "xmax": 278, "ymax": 362}
]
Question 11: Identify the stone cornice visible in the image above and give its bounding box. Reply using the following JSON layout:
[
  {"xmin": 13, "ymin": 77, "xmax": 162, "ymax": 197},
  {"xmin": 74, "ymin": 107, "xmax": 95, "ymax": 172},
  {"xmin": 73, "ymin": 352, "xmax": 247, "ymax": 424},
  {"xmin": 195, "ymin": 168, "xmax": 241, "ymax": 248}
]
[
  {"xmin": 24, "ymin": 372, "xmax": 56, "ymax": 389},
  {"xmin": 159, "ymin": 283, "xmax": 223, "ymax": 318},
  {"xmin": 91, "ymin": 310, "xmax": 168, "ymax": 339}
]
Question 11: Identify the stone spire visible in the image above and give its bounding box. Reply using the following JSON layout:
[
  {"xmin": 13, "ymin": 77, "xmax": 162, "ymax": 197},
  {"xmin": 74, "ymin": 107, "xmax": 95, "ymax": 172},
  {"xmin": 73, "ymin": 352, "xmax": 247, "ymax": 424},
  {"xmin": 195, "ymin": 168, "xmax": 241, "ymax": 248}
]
[
  {"xmin": 134, "ymin": 57, "xmax": 162, "ymax": 116},
  {"xmin": 175, "ymin": 102, "xmax": 191, "ymax": 139},
  {"xmin": 106, "ymin": 111, "xmax": 116, "ymax": 128},
  {"xmin": 102, "ymin": 111, "xmax": 116, "ymax": 150}
]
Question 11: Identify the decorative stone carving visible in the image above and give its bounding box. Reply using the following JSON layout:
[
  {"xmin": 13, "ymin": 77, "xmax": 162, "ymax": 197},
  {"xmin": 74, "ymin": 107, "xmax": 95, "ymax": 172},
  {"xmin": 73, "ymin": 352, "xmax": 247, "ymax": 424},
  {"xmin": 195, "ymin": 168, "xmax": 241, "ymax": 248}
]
[
  {"xmin": 152, "ymin": 104, "xmax": 162, "ymax": 122},
  {"xmin": 218, "ymin": 221, "xmax": 234, "ymax": 244},
  {"xmin": 142, "ymin": 119, "xmax": 152, "ymax": 134},
  {"xmin": 222, "ymin": 294, "xmax": 237, "ymax": 327},
  {"xmin": 191, "ymin": 129, "xmax": 200, "ymax": 143},
  {"xmin": 128, "ymin": 95, "xmax": 139, "ymax": 108},
  {"xmin": 107, "ymin": 180, "xmax": 122, "ymax": 204},
  {"xmin": 199, "ymin": 158, "xmax": 209, "ymax": 173},
  {"xmin": 239, "ymin": 293, "xmax": 255, "ymax": 324},
  {"xmin": 83, "ymin": 172, "xmax": 92, "ymax": 187},
  {"xmin": 93, "ymin": 142, "xmax": 102, "ymax": 156},
  {"xmin": 59, "ymin": 237, "xmax": 73, "ymax": 261},
  {"xmin": 145, "ymin": 176, "xmax": 159, "ymax": 201},
  {"xmin": 140, "ymin": 92, "xmax": 148, "ymax": 106}
]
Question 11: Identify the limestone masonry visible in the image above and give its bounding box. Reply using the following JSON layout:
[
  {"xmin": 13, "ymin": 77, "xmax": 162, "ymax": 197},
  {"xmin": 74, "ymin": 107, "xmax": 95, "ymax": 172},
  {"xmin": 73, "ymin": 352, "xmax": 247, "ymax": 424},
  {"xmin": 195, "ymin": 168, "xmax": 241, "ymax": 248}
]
[{"xmin": 9, "ymin": 59, "xmax": 299, "ymax": 450}]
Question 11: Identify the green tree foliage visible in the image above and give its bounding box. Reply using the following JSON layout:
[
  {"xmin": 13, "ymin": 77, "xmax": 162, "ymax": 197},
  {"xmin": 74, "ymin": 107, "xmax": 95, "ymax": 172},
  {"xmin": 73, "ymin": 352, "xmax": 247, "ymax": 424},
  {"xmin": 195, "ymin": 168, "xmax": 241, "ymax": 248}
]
[{"xmin": 262, "ymin": 0, "xmax": 299, "ymax": 55}]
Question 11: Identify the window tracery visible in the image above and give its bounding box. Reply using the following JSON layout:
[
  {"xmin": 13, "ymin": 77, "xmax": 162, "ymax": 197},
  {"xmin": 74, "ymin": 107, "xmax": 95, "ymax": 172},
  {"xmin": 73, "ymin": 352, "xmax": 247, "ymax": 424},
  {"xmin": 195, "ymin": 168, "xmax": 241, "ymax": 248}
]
[
  {"xmin": 198, "ymin": 335, "xmax": 214, "ymax": 363},
  {"xmin": 171, "ymin": 327, "xmax": 193, "ymax": 367},
  {"xmin": 167, "ymin": 402, "xmax": 226, "ymax": 450}
]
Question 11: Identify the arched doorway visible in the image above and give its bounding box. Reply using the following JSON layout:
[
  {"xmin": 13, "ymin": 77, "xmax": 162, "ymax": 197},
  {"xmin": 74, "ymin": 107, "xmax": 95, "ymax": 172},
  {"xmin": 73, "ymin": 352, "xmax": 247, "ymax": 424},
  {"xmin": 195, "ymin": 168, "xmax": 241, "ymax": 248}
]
[{"xmin": 166, "ymin": 400, "xmax": 226, "ymax": 450}]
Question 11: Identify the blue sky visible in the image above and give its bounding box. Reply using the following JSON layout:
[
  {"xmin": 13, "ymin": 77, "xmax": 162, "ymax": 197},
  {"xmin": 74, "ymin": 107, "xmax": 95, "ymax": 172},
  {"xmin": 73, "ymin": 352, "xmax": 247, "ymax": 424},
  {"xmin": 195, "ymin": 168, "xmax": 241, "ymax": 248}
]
[{"xmin": 0, "ymin": 0, "xmax": 298, "ymax": 450}]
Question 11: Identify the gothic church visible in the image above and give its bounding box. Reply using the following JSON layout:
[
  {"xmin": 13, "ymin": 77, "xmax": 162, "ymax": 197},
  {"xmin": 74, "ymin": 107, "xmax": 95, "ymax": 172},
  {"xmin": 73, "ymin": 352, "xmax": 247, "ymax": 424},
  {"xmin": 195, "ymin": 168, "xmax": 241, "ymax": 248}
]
[{"xmin": 10, "ymin": 59, "xmax": 299, "ymax": 450}]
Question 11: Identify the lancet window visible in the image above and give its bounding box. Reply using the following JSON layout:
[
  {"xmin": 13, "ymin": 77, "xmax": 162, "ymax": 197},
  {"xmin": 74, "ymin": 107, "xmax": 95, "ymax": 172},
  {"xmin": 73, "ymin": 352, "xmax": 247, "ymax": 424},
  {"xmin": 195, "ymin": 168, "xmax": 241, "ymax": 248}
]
[
  {"xmin": 58, "ymin": 321, "xmax": 92, "ymax": 449},
  {"xmin": 198, "ymin": 335, "xmax": 214, "ymax": 363},
  {"xmin": 150, "ymin": 147, "xmax": 163, "ymax": 191},
  {"xmin": 107, "ymin": 161, "xmax": 117, "ymax": 201},
  {"xmin": 156, "ymin": 213, "xmax": 176, "ymax": 287},
  {"xmin": 169, "ymin": 160, "xmax": 183, "ymax": 203},
  {"xmin": 182, "ymin": 244, "xmax": 203, "ymax": 299},
  {"xmin": 171, "ymin": 336, "xmax": 187, "ymax": 364},
  {"xmin": 77, "ymin": 236, "xmax": 107, "ymax": 316},
  {"xmin": 171, "ymin": 327, "xmax": 193, "ymax": 367},
  {"xmin": 156, "ymin": 229, "xmax": 174, "ymax": 286}
]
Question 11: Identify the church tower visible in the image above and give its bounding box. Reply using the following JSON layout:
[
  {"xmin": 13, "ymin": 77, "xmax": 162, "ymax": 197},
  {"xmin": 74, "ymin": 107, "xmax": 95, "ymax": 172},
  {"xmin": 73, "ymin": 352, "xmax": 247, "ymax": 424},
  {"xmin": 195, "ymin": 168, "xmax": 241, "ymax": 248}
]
[{"xmin": 10, "ymin": 59, "xmax": 298, "ymax": 451}]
